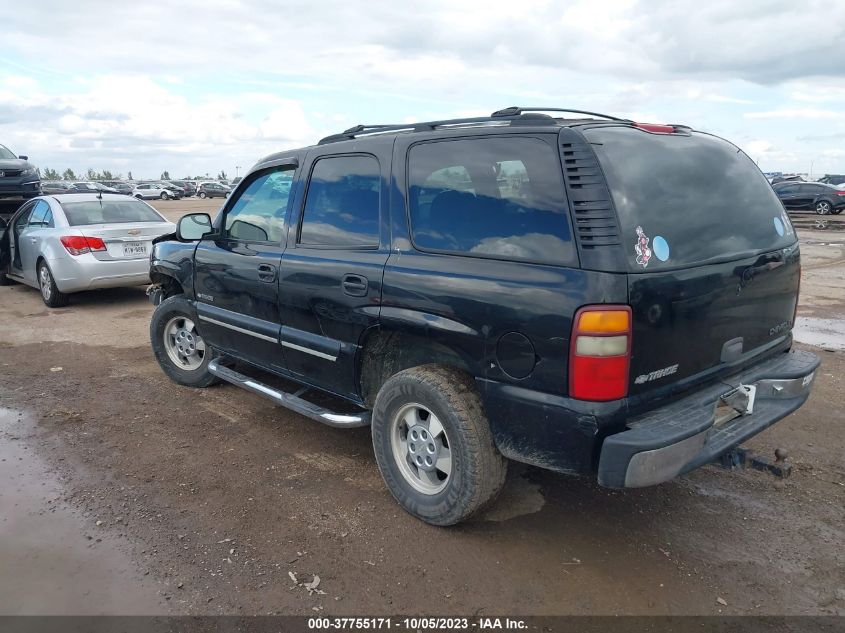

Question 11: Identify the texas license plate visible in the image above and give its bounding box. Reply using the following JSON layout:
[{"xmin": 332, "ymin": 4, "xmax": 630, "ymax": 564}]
[{"xmin": 123, "ymin": 242, "xmax": 147, "ymax": 257}]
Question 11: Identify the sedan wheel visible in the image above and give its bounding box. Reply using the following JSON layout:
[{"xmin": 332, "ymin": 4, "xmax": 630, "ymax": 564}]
[
  {"xmin": 160, "ymin": 191, "xmax": 169, "ymax": 200},
  {"xmin": 37, "ymin": 262, "xmax": 69, "ymax": 308},
  {"xmin": 198, "ymin": 192, "xmax": 207, "ymax": 199},
  {"xmin": 816, "ymin": 200, "xmax": 832, "ymax": 215}
]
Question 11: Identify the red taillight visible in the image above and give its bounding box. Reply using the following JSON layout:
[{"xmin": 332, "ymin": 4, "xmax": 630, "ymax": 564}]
[
  {"xmin": 569, "ymin": 305, "xmax": 632, "ymax": 401},
  {"xmin": 60, "ymin": 235, "xmax": 107, "ymax": 256},
  {"xmin": 835, "ymin": 191, "xmax": 845, "ymax": 196},
  {"xmin": 634, "ymin": 122, "xmax": 675, "ymax": 134}
]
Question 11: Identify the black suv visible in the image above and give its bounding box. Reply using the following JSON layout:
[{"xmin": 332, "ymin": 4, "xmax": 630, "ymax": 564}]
[
  {"xmin": 147, "ymin": 107, "xmax": 819, "ymax": 525},
  {"xmin": 0, "ymin": 143, "xmax": 40, "ymax": 200}
]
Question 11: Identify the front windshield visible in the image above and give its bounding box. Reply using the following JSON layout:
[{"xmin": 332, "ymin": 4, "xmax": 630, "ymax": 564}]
[{"xmin": 0, "ymin": 144, "xmax": 17, "ymax": 160}]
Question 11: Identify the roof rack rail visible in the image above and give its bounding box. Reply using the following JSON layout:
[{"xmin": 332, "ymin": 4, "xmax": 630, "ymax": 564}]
[
  {"xmin": 491, "ymin": 106, "xmax": 630, "ymax": 122},
  {"xmin": 318, "ymin": 116, "xmax": 517, "ymax": 144},
  {"xmin": 317, "ymin": 107, "xmax": 625, "ymax": 144}
]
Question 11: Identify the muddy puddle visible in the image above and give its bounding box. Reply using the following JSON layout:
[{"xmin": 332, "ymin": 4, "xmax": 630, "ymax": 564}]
[{"xmin": 0, "ymin": 407, "xmax": 164, "ymax": 614}]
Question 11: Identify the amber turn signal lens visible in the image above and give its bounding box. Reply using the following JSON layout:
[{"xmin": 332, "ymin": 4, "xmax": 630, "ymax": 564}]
[{"xmin": 577, "ymin": 310, "xmax": 630, "ymax": 334}]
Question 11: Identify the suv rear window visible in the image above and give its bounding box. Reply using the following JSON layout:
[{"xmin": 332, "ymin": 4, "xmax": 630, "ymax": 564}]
[
  {"xmin": 585, "ymin": 127, "xmax": 796, "ymax": 270},
  {"xmin": 408, "ymin": 137, "xmax": 575, "ymax": 266}
]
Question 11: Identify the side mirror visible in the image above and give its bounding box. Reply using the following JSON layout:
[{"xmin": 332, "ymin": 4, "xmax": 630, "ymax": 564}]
[
  {"xmin": 177, "ymin": 213, "xmax": 213, "ymax": 241},
  {"xmin": 18, "ymin": 155, "xmax": 28, "ymax": 161}
]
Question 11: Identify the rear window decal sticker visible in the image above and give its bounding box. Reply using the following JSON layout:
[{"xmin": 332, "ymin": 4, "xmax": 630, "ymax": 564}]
[
  {"xmin": 634, "ymin": 225, "xmax": 652, "ymax": 268},
  {"xmin": 774, "ymin": 216, "xmax": 785, "ymax": 236},
  {"xmin": 652, "ymin": 235, "xmax": 670, "ymax": 261}
]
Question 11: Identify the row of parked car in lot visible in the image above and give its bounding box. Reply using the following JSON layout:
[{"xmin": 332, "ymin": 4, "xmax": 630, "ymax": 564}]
[{"xmin": 40, "ymin": 179, "xmax": 235, "ymax": 200}]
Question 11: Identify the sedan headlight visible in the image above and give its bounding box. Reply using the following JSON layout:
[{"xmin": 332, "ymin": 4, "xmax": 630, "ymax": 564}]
[{"xmin": 21, "ymin": 167, "xmax": 37, "ymax": 179}]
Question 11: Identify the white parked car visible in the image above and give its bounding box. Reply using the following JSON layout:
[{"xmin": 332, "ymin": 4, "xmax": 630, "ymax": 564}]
[
  {"xmin": 0, "ymin": 193, "xmax": 175, "ymax": 306},
  {"xmin": 133, "ymin": 183, "xmax": 181, "ymax": 200}
]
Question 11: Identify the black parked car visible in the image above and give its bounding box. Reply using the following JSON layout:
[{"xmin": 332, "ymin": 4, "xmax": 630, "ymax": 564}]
[
  {"xmin": 774, "ymin": 181, "xmax": 845, "ymax": 214},
  {"xmin": 0, "ymin": 143, "xmax": 40, "ymax": 200},
  {"xmin": 99, "ymin": 180, "xmax": 135, "ymax": 195},
  {"xmin": 147, "ymin": 107, "xmax": 819, "ymax": 525},
  {"xmin": 168, "ymin": 181, "xmax": 196, "ymax": 197}
]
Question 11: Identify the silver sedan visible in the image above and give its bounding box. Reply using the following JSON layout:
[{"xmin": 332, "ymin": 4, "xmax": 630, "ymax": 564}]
[{"xmin": 0, "ymin": 193, "xmax": 175, "ymax": 307}]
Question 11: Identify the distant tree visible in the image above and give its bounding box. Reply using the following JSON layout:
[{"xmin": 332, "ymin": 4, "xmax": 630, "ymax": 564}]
[
  {"xmin": 42, "ymin": 167, "xmax": 60, "ymax": 180},
  {"xmin": 127, "ymin": 171, "xmax": 133, "ymax": 180},
  {"xmin": 62, "ymin": 168, "xmax": 77, "ymax": 181},
  {"xmin": 101, "ymin": 170, "xmax": 114, "ymax": 180},
  {"xmin": 161, "ymin": 170, "xmax": 171, "ymax": 180}
]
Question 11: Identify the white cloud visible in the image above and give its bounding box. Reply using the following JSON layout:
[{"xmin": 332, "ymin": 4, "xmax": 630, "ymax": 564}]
[
  {"xmin": 744, "ymin": 109, "xmax": 845, "ymax": 120},
  {"xmin": 0, "ymin": 0, "xmax": 843, "ymax": 176}
]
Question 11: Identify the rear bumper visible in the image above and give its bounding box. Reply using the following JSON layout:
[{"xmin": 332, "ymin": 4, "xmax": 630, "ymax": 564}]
[
  {"xmin": 50, "ymin": 254, "xmax": 151, "ymax": 292},
  {"xmin": 598, "ymin": 349, "xmax": 820, "ymax": 488}
]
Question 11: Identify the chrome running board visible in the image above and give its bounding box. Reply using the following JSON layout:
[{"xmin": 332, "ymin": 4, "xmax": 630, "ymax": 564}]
[{"xmin": 207, "ymin": 359, "xmax": 371, "ymax": 428}]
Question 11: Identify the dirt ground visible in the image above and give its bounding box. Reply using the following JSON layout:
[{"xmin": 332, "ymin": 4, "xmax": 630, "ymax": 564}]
[{"xmin": 0, "ymin": 198, "xmax": 842, "ymax": 616}]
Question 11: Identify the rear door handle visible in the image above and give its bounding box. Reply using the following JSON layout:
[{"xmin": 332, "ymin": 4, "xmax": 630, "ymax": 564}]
[
  {"xmin": 257, "ymin": 263, "xmax": 277, "ymax": 283},
  {"xmin": 30, "ymin": 237, "xmax": 37, "ymax": 244},
  {"xmin": 342, "ymin": 274, "xmax": 368, "ymax": 296}
]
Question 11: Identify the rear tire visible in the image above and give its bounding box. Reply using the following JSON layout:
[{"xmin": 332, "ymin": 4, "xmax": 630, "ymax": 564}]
[
  {"xmin": 371, "ymin": 365, "xmax": 507, "ymax": 526},
  {"xmin": 150, "ymin": 295, "xmax": 218, "ymax": 388},
  {"xmin": 816, "ymin": 200, "xmax": 832, "ymax": 215},
  {"xmin": 198, "ymin": 192, "xmax": 207, "ymax": 199},
  {"xmin": 37, "ymin": 261, "xmax": 69, "ymax": 307}
]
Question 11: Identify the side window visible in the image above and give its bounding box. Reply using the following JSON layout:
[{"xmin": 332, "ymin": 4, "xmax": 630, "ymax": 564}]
[
  {"xmin": 407, "ymin": 137, "xmax": 575, "ymax": 265},
  {"xmin": 28, "ymin": 201, "xmax": 53, "ymax": 228},
  {"xmin": 299, "ymin": 155, "xmax": 380, "ymax": 248},
  {"xmin": 777, "ymin": 185, "xmax": 797, "ymax": 194},
  {"xmin": 14, "ymin": 204, "xmax": 35, "ymax": 230},
  {"xmin": 223, "ymin": 168, "xmax": 294, "ymax": 243}
]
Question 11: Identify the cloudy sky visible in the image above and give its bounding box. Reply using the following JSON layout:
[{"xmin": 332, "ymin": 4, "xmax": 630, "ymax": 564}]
[{"xmin": 1, "ymin": 0, "xmax": 844, "ymax": 179}]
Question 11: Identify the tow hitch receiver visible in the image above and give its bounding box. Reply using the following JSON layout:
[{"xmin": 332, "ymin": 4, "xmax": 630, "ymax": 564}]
[{"xmin": 717, "ymin": 446, "xmax": 792, "ymax": 479}]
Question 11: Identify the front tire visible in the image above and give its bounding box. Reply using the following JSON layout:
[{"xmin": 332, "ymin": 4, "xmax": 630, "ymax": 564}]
[
  {"xmin": 198, "ymin": 192, "xmax": 207, "ymax": 199},
  {"xmin": 37, "ymin": 261, "xmax": 69, "ymax": 307},
  {"xmin": 371, "ymin": 365, "xmax": 507, "ymax": 526},
  {"xmin": 816, "ymin": 200, "xmax": 832, "ymax": 215},
  {"xmin": 150, "ymin": 295, "xmax": 218, "ymax": 387},
  {"xmin": 160, "ymin": 191, "xmax": 169, "ymax": 200}
]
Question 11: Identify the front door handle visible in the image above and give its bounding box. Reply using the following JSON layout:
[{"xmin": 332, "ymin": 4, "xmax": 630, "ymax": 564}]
[
  {"xmin": 30, "ymin": 237, "xmax": 37, "ymax": 244},
  {"xmin": 342, "ymin": 274, "xmax": 368, "ymax": 297},
  {"xmin": 257, "ymin": 263, "xmax": 277, "ymax": 283}
]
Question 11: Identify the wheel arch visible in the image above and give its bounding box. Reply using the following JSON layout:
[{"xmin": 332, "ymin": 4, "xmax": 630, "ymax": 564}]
[
  {"xmin": 358, "ymin": 328, "xmax": 478, "ymax": 408},
  {"xmin": 150, "ymin": 269, "xmax": 185, "ymax": 299}
]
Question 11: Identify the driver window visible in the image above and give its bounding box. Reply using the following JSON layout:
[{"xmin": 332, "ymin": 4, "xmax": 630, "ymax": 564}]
[{"xmin": 224, "ymin": 168, "xmax": 295, "ymax": 243}]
